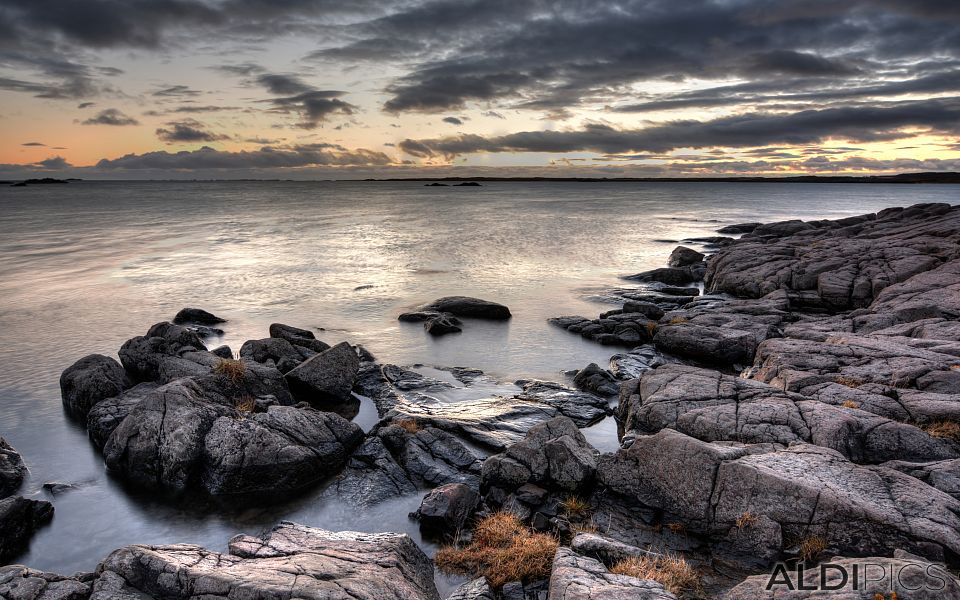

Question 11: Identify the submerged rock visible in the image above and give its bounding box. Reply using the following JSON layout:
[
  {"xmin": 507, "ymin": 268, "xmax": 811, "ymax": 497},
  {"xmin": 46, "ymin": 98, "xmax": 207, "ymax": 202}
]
[
  {"xmin": 172, "ymin": 307, "xmax": 226, "ymax": 325},
  {"xmin": 98, "ymin": 521, "xmax": 441, "ymax": 600},
  {"xmin": 424, "ymin": 312, "xmax": 463, "ymax": 336},
  {"xmin": 419, "ymin": 296, "xmax": 511, "ymax": 320}
]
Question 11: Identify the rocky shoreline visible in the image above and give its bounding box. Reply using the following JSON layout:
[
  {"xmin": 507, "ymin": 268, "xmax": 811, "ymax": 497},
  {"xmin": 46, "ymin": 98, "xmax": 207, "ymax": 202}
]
[{"xmin": 2, "ymin": 201, "xmax": 959, "ymax": 598}]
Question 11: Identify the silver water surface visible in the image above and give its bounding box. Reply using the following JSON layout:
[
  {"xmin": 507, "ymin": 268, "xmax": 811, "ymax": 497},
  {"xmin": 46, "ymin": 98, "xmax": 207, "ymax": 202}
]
[{"xmin": 0, "ymin": 180, "xmax": 954, "ymax": 592}]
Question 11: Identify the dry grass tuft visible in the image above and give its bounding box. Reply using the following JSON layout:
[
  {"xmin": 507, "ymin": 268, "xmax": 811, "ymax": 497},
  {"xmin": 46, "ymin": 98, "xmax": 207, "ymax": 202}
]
[
  {"xmin": 434, "ymin": 512, "xmax": 558, "ymax": 589},
  {"xmin": 668, "ymin": 316, "xmax": 689, "ymax": 325},
  {"xmin": 234, "ymin": 395, "xmax": 256, "ymax": 413},
  {"xmin": 560, "ymin": 495, "xmax": 591, "ymax": 519},
  {"xmin": 735, "ymin": 512, "xmax": 758, "ymax": 530},
  {"xmin": 394, "ymin": 418, "xmax": 423, "ymax": 434},
  {"xmin": 924, "ymin": 420, "xmax": 960, "ymax": 443},
  {"xmin": 841, "ymin": 400, "xmax": 860, "ymax": 409},
  {"xmin": 610, "ymin": 554, "xmax": 700, "ymax": 595},
  {"xmin": 834, "ymin": 375, "xmax": 863, "ymax": 388},
  {"xmin": 798, "ymin": 535, "xmax": 828, "ymax": 562},
  {"xmin": 665, "ymin": 522, "xmax": 686, "ymax": 534},
  {"xmin": 645, "ymin": 321, "xmax": 659, "ymax": 337},
  {"xmin": 213, "ymin": 358, "xmax": 246, "ymax": 383}
]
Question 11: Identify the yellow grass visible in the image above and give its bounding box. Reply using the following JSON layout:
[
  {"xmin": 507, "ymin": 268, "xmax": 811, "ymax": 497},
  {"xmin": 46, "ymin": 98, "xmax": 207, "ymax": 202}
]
[
  {"xmin": 610, "ymin": 554, "xmax": 700, "ymax": 595},
  {"xmin": 841, "ymin": 400, "xmax": 860, "ymax": 409},
  {"xmin": 665, "ymin": 522, "xmax": 686, "ymax": 534},
  {"xmin": 834, "ymin": 375, "xmax": 863, "ymax": 388},
  {"xmin": 434, "ymin": 512, "xmax": 558, "ymax": 589},
  {"xmin": 924, "ymin": 420, "xmax": 960, "ymax": 443},
  {"xmin": 394, "ymin": 418, "xmax": 423, "ymax": 434},
  {"xmin": 668, "ymin": 316, "xmax": 689, "ymax": 325},
  {"xmin": 645, "ymin": 321, "xmax": 659, "ymax": 337},
  {"xmin": 559, "ymin": 495, "xmax": 591, "ymax": 519},
  {"xmin": 798, "ymin": 535, "xmax": 828, "ymax": 562},
  {"xmin": 213, "ymin": 358, "xmax": 246, "ymax": 383},
  {"xmin": 735, "ymin": 512, "xmax": 758, "ymax": 530}
]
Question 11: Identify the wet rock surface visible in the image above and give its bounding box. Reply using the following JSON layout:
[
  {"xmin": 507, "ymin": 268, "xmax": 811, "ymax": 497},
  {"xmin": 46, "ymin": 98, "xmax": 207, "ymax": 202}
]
[
  {"xmin": 0, "ymin": 438, "xmax": 26, "ymax": 498},
  {"xmin": 0, "ymin": 496, "xmax": 54, "ymax": 564}
]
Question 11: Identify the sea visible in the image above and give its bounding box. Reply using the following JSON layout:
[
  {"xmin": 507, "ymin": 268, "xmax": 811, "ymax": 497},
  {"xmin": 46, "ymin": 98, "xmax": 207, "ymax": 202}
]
[{"xmin": 1, "ymin": 180, "xmax": 956, "ymax": 592}]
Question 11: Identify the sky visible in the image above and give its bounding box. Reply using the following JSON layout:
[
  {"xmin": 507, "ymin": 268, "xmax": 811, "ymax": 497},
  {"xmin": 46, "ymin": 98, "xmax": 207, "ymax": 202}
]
[{"xmin": 1, "ymin": 0, "xmax": 959, "ymax": 179}]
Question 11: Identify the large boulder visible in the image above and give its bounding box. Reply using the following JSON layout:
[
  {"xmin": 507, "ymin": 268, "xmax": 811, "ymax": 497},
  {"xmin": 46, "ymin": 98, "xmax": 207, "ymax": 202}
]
[
  {"xmin": 598, "ymin": 429, "xmax": 960, "ymax": 561},
  {"xmin": 201, "ymin": 406, "xmax": 363, "ymax": 495},
  {"xmin": 667, "ymin": 246, "xmax": 705, "ymax": 268},
  {"xmin": 419, "ymin": 296, "xmax": 511, "ymax": 320},
  {"xmin": 414, "ymin": 483, "xmax": 480, "ymax": 537},
  {"xmin": 481, "ymin": 416, "xmax": 598, "ymax": 493},
  {"xmin": 0, "ymin": 496, "xmax": 53, "ymax": 564},
  {"xmin": 59, "ymin": 354, "xmax": 131, "ymax": 419},
  {"xmin": 547, "ymin": 547, "xmax": 676, "ymax": 600},
  {"xmin": 240, "ymin": 337, "xmax": 313, "ymax": 373},
  {"xmin": 284, "ymin": 341, "xmax": 360, "ymax": 407},
  {"xmin": 117, "ymin": 322, "xmax": 212, "ymax": 382},
  {"xmin": 0, "ymin": 438, "xmax": 26, "ymax": 498},
  {"xmin": 86, "ymin": 382, "xmax": 159, "ymax": 449},
  {"xmin": 103, "ymin": 370, "xmax": 354, "ymax": 495},
  {"xmin": 98, "ymin": 522, "xmax": 441, "ymax": 600},
  {"xmin": 573, "ymin": 363, "xmax": 619, "ymax": 397},
  {"xmin": 269, "ymin": 322, "xmax": 331, "ymax": 353}
]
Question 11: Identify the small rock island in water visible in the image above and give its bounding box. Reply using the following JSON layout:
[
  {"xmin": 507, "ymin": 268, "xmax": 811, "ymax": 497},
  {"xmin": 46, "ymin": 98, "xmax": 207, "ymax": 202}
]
[{"xmin": 2, "ymin": 202, "xmax": 960, "ymax": 599}]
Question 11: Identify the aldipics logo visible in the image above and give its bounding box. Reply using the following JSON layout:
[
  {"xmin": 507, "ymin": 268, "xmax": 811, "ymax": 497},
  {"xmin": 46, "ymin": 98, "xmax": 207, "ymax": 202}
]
[{"xmin": 765, "ymin": 561, "xmax": 951, "ymax": 594}]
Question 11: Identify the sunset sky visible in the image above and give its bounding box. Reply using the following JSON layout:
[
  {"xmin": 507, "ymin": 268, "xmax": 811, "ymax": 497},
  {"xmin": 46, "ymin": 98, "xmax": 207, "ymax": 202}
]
[{"xmin": 2, "ymin": 0, "xmax": 959, "ymax": 179}]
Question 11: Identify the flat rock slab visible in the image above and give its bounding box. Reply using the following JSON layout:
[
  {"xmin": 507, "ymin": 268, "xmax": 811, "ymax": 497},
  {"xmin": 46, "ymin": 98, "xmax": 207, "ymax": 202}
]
[
  {"xmin": 619, "ymin": 364, "xmax": 957, "ymax": 464},
  {"xmin": 705, "ymin": 203, "xmax": 960, "ymax": 310},
  {"xmin": 98, "ymin": 521, "xmax": 441, "ymax": 600},
  {"xmin": 598, "ymin": 429, "xmax": 960, "ymax": 560},
  {"xmin": 548, "ymin": 547, "xmax": 676, "ymax": 600}
]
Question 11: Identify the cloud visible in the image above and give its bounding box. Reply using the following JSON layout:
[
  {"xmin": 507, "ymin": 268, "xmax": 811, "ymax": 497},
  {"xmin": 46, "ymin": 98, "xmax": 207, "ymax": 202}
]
[
  {"xmin": 442, "ymin": 116, "xmax": 463, "ymax": 125},
  {"xmin": 256, "ymin": 73, "xmax": 313, "ymax": 96},
  {"xmin": 94, "ymin": 144, "xmax": 393, "ymax": 170},
  {"xmin": 82, "ymin": 108, "xmax": 140, "ymax": 125},
  {"xmin": 153, "ymin": 84, "xmax": 202, "ymax": 97},
  {"xmin": 482, "ymin": 110, "xmax": 505, "ymax": 119},
  {"xmin": 77, "ymin": 102, "xmax": 95, "ymax": 109},
  {"xmin": 155, "ymin": 119, "xmax": 229, "ymax": 143},
  {"xmin": 34, "ymin": 156, "xmax": 71, "ymax": 169},
  {"xmin": 401, "ymin": 98, "xmax": 960, "ymax": 157},
  {"xmin": 21, "ymin": 142, "xmax": 46, "ymax": 147}
]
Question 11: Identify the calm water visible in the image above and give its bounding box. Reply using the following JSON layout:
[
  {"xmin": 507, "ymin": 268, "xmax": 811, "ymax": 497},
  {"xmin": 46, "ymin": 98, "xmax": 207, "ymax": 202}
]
[{"xmin": 1, "ymin": 180, "xmax": 956, "ymax": 590}]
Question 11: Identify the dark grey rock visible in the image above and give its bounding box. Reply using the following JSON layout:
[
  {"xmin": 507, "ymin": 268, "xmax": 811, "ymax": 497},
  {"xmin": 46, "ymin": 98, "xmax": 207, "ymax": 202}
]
[
  {"xmin": 269, "ymin": 323, "xmax": 330, "ymax": 354},
  {"xmin": 285, "ymin": 341, "xmax": 360, "ymax": 407},
  {"xmin": 59, "ymin": 354, "xmax": 131, "ymax": 419},
  {"xmin": 211, "ymin": 345, "xmax": 233, "ymax": 359},
  {"xmin": 86, "ymin": 383, "xmax": 159, "ymax": 449},
  {"xmin": 446, "ymin": 578, "xmax": 494, "ymax": 600},
  {"xmin": 0, "ymin": 438, "xmax": 26, "ymax": 498},
  {"xmin": 548, "ymin": 547, "xmax": 676, "ymax": 599},
  {"xmin": 516, "ymin": 380, "xmax": 611, "ymax": 426},
  {"xmin": 420, "ymin": 296, "xmax": 511, "ymax": 320},
  {"xmin": 173, "ymin": 307, "xmax": 226, "ymax": 325},
  {"xmin": 0, "ymin": 566, "xmax": 90, "ymax": 600},
  {"xmin": 424, "ymin": 313, "xmax": 463, "ymax": 336},
  {"xmin": 573, "ymin": 363, "xmax": 619, "ymax": 397},
  {"xmin": 623, "ymin": 266, "xmax": 700, "ymax": 285},
  {"xmin": 667, "ymin": 246, "xmax": 705, "ymax": 268},
  {"xmin": 716, "ymin": 222, "xmax": 760, "ymax": 235},
  {"xmin": 415, "ymin": 483, "xmax": 479, "ymax": 538},
  {"xmin": 0, "ymin": 496, "xmax": 53, "ymax": 564}
]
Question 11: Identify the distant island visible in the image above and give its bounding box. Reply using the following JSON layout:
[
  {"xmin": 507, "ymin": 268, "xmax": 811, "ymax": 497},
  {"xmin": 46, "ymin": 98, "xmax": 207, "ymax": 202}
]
[{"xmin": 373, "ymin": 171, "xmax": 960, "ymax": 184}]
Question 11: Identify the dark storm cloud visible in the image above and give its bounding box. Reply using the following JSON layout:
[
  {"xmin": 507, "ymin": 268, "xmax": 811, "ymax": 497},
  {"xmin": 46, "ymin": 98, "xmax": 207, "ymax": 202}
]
[
  {"xmin": 364, "ymin": 0, "xmax": 960, "ymax": 114},
  {"xmin": 155, "ymin": 120, "xmax": 229, "ymax": 143},
  {"xmin": 248, "ymin": 73, "xmax": 356, "ymax": 128},
  {"xmin": 256, "ymin": 74, "xmax": 313, "ymax": 96},
  {"xmin": 95, "ymin": 144, "xmax": 392, "ymax": 170},
  {"xmin": 401, "ymin": 99, "xmax": 960, "ymax": 157},
  {"xmin": 305, "ymin": 38, "xmax": 426, "ymax": 62},
  {"xmin": 81, "ymin": 108, "xmax": 140, "ymax": 126},
  {"xmin": 21, "ymin": 142, "xmax": 46, "ymax": 147},
  {"xmin": 442, "ymin": 116, "xmax": 463, "ymax": 125}
]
